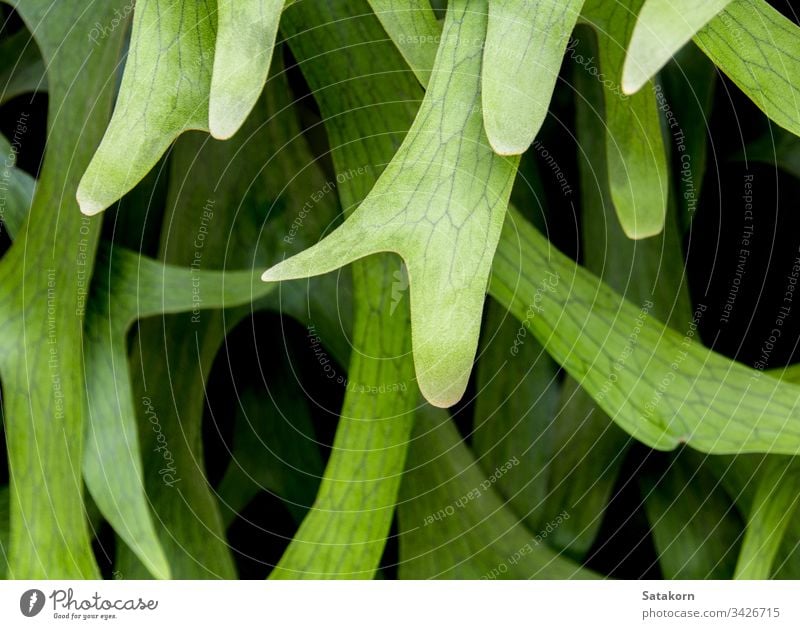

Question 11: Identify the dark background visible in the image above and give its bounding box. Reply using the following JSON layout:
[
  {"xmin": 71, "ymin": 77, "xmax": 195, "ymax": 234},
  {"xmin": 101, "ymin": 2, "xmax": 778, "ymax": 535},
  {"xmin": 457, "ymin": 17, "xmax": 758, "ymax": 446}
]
[{"xmin": 1, "ymin": 1, "xmax": 798, "ymax": 579}]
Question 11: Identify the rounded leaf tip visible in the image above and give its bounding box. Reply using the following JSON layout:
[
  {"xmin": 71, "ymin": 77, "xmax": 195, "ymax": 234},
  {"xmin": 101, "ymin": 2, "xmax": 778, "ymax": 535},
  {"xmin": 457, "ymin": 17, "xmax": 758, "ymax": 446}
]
[{"xmin": 76, "ymin": 191, "xmax": 106, "ymax": 216}]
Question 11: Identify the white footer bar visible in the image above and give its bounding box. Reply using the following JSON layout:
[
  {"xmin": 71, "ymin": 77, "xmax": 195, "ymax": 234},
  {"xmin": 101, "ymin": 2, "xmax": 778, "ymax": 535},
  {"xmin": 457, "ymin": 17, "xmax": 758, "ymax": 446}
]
[{"xmin": 0, "ymin": 580, "xmax": 796, "ymax": 628}]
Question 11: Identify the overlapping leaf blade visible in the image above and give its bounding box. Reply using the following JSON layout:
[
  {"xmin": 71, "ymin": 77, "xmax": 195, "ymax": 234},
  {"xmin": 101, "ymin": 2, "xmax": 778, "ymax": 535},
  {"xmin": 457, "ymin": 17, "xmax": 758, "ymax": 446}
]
[
  {"xmin": 694, "ymin": 0, "xmax": 800, "ymax": 138},
  {"xmin": 264, "ymin": 0, "xmax": 518, "ymax": 408},
  {"xmin": 0, "ymin": 131, "xmax": 34, "ymax": 239},
  {"xmin": 539, "ymin": 54, "xmax": 694, "ymax": 558},
  {"xmin": 658, "ymin": 43, "xmax": 716, "ymax": 232},
  {"xmin": 0, "ymin": 26, "xmax": 44, "ymax": 105},
  {"xmin": 399, "ymin": 406, "xmax": 598, "ymax": 579},
  {"xmin": 0, "ymin": 0, "xmax": 125, "ymax": 579},
  {"xmin": 83, "ymin": 244, "xmax": 272, "ymax": 579},
  {"xmin": 0, "ymin": 0, "xmax": 797, "ymax": 585},
  {"xmin": 490, "ymin": 208, "xmax": 800, "ymax": 455},
  {"xmin": 269, "ymin": 0, "xmax": 420, "ymax": 579},
  {"xmin": 579, "ymin": 0, "xmax": 669, "ymax": 239},
  {"xmin": 622, "ymin": 0, "xmax": 733, "ymax": 94},
  {"xmin": 734, "ymin": 456, "xmax": 800, "ymax": 579},
  {"xmin": 77, "ymin": 0, "xmax": 293, "ymax": 215},
  {"xmin": 641, "ymin": 451, "xmax": 742, "ymax": 579},
  {"xmin": 114, "ymin": 63, "xmax": 339, "ymax": 579},
  {"xmin": 626, "ymin": 0, "xmax": 800, "ymax": 139},
  {"xmin": 367, "ymin": 0, "xmax": 440, "ymax": 87},
  {"xmin": 77, "ymin": 1, "xmax": 216, "ymax": 216},
  {"xmin": 472, "ymin": 299, "xmax": 560, "ymax": 535}
]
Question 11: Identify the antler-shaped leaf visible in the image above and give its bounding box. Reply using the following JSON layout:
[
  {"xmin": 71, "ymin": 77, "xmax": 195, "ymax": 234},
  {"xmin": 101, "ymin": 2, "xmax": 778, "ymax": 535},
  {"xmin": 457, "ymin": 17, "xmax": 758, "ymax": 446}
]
[
  {"xmin": 76, "ymin": 0, "xmax": 216, "ymax": 216},
  {"xmin": 78, "ymin": 0, "xmax": 285, "ymax": 215},
  {"xmin": 263, "ymin": 0, "xmax": 518, "ymax": 408}
]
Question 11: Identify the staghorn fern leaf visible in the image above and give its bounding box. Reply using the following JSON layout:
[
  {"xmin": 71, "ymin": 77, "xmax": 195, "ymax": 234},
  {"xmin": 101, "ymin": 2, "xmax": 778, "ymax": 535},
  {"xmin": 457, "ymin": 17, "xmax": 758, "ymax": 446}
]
[
  {"xmin": 263, "ymin": 0, "xmax": 517, "ymax": 408},
  {"xmin": 0, "ymin": 0, "xmax": 798, "ymax": 587},
  {"xmin": 77, "ymin": 0, "xmax": 285, "ymax": 215}
]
